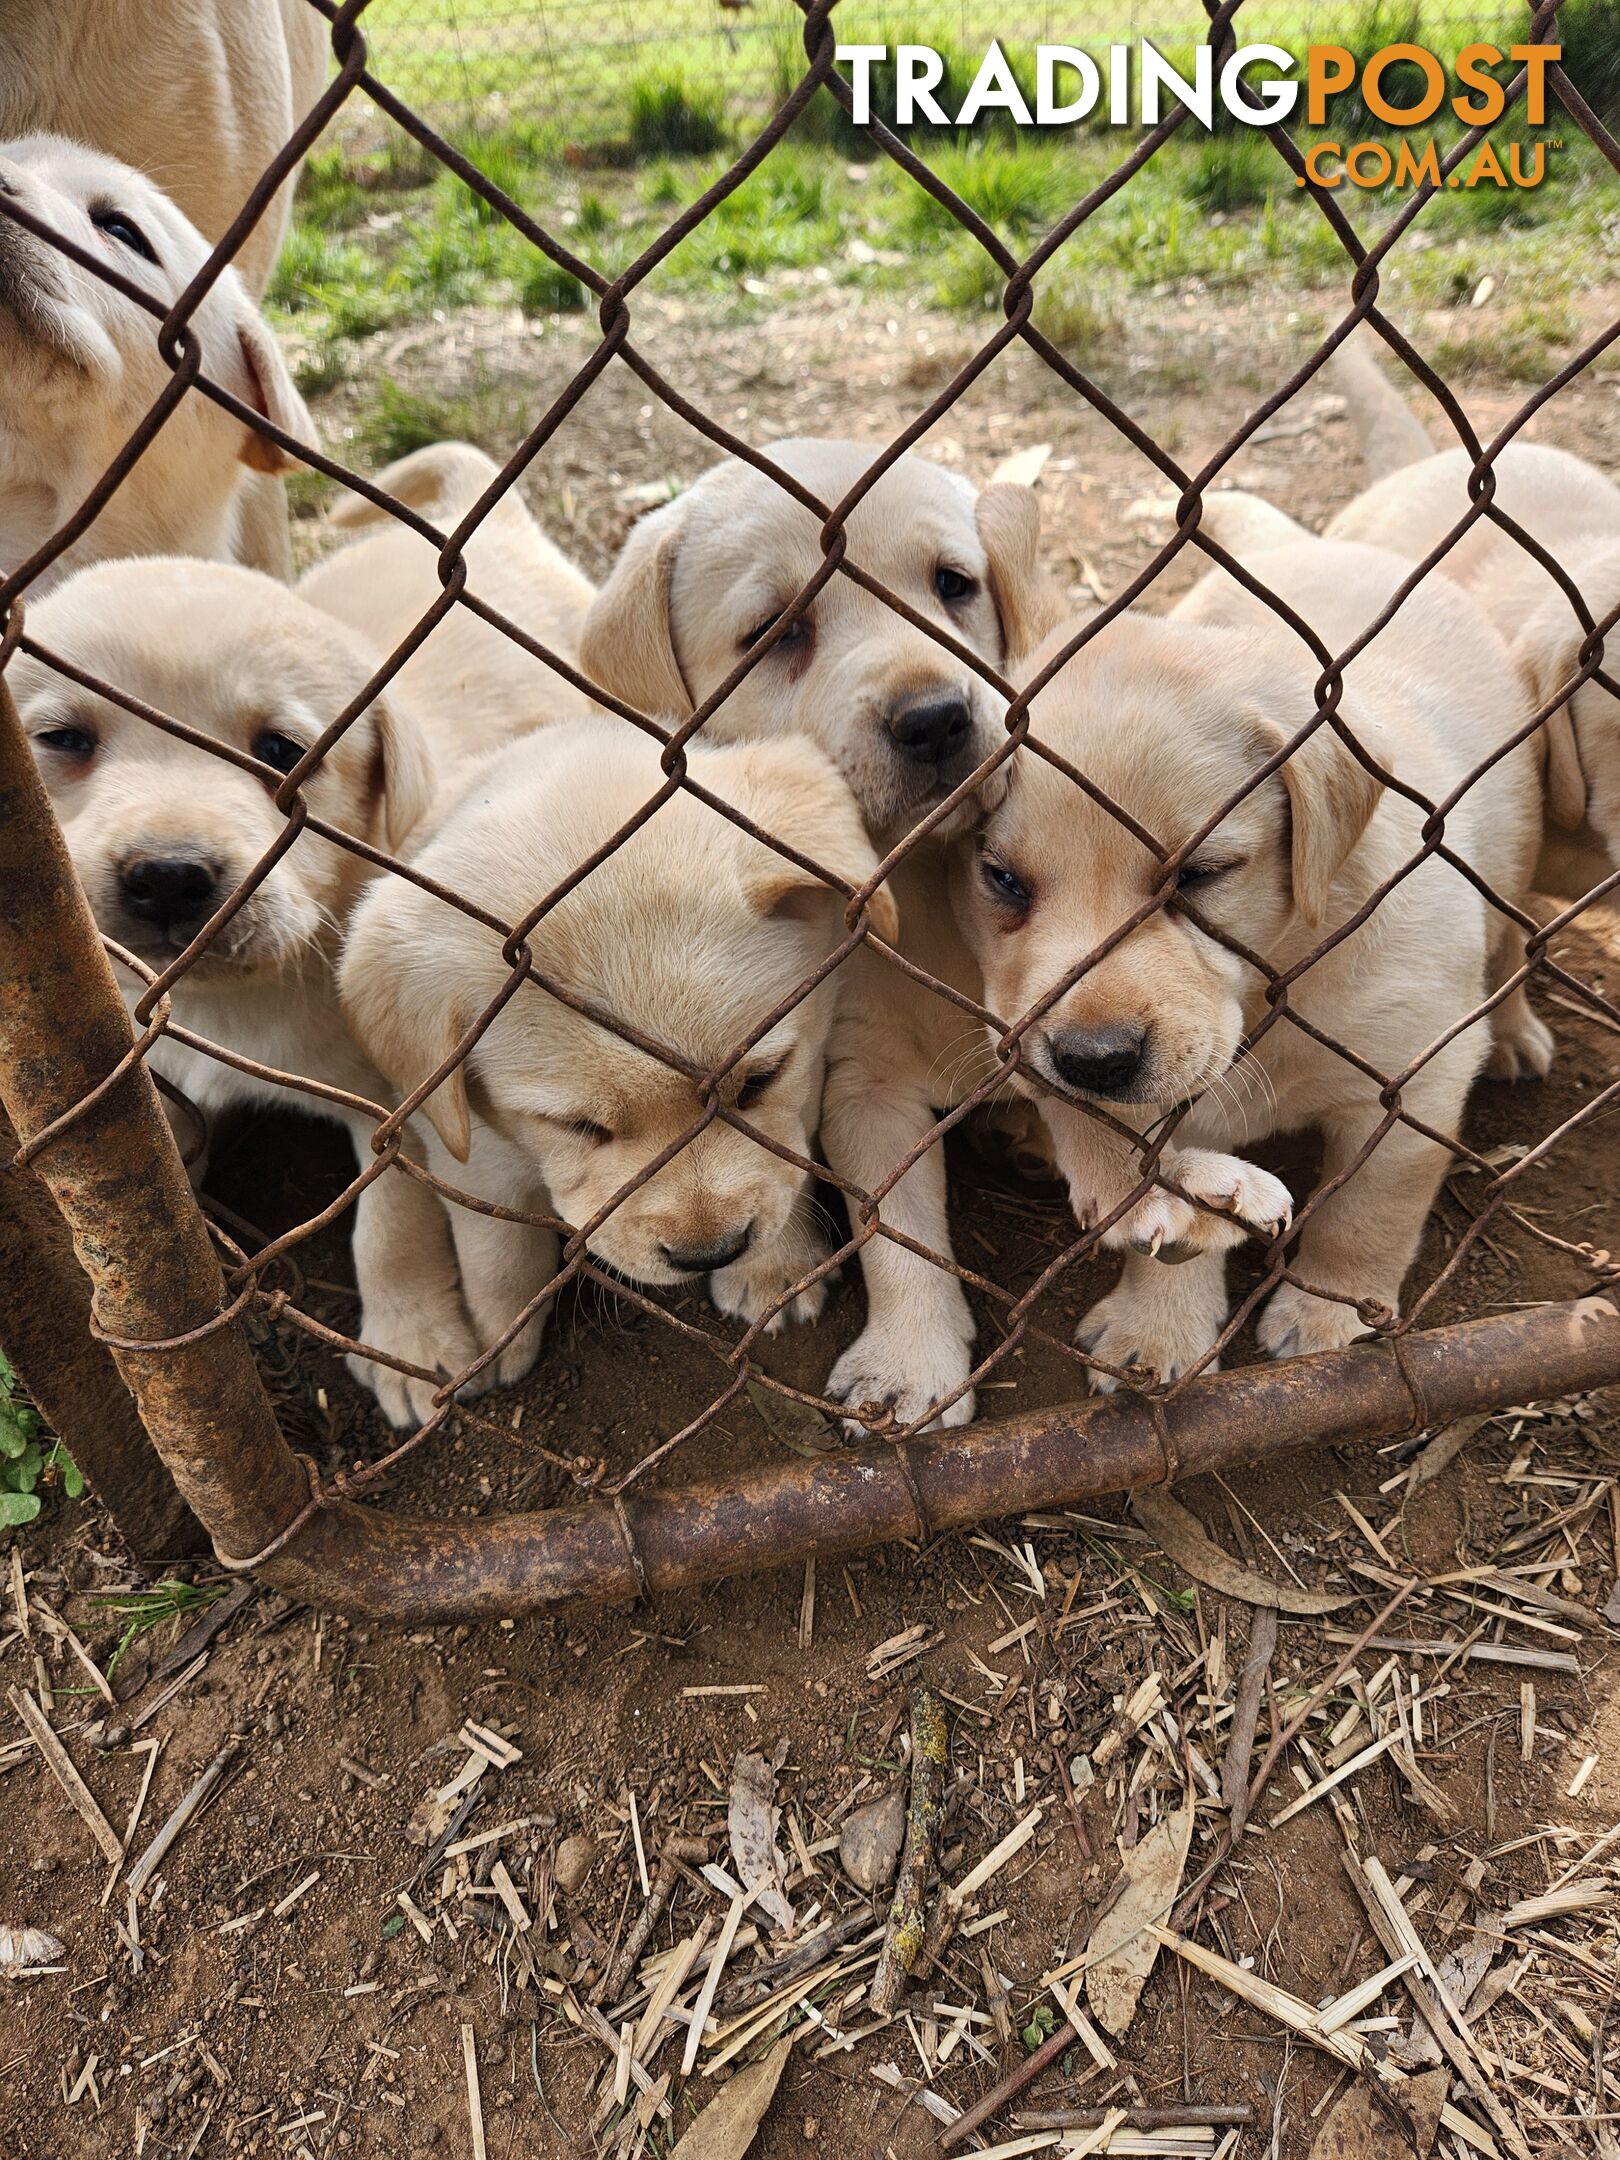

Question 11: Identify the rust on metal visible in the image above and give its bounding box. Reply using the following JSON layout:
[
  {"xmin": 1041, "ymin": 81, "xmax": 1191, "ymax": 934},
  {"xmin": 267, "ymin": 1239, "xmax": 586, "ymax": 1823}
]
[{"xmin": 0, "ymin": 675, "xmax": 307, "ymax": 1565}]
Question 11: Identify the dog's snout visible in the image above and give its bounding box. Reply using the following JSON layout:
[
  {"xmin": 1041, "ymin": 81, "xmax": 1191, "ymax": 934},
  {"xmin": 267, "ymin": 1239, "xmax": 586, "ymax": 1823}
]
[
  {"xmin": 119, "ymin": 853, "xmax": 220, "ymax": 929},
  {"xmin": 886, "ymin": 688, "xmax": 973, "ymax": 766},
  {"xmin": 1047, "ymin": 1025, "xmax": 1146, "ymax": 1099},
  {"xmin": 659, "ymin": 1224, "xmax": 752, "ymax": 1274}
]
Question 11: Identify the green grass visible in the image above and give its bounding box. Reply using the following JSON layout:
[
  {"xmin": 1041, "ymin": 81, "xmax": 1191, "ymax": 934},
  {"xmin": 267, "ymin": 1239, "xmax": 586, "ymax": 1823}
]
[
  {"xmin": 351, "ymin": 371, "xmax": 536, "ymax": 463},
  {"xmin": 94, "ymin": 1580, "xmax": 223, "ymax": 1682},
  {"xmin": 269, "ymin": 19, "xmax": 1606, "ymax": 433}
]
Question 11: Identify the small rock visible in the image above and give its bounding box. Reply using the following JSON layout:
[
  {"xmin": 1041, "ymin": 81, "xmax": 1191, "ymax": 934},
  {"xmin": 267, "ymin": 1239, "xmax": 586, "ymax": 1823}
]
[
  {"xmin": 838, "ymin": 1786, "xmax": 905, "ymax": 1896},
  {"xmin": 554, "ymin": 1832, "xmax": 597, "ymax": 1895}
]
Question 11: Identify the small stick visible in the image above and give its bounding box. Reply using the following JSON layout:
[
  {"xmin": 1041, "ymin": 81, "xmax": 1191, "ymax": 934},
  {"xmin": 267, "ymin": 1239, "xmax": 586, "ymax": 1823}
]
[
  {"xmin": 869, "ymin": 1687, "xmax": 947, "ymax": 2017},
  {"xmin": 461, "ymin": 2023, "xmax": 487, "ymax": 2160},
  {"xmin": 1055, "ymin": 1747, "xmax": 1092, "ymax": 1863},
  {"xmin": 1016, "ymin": 2104, "xmax": 1255, "ymax": 2130},
  {"xmin": 9, "ymin": 1685, "xmax": 122, "ymax": 1862},
  {"xmin": 125, "ymin": 1742, "xmax": 236, "ymax": 1897},
  {"xmin": 593, "ymin": 1834, "xmax": 708, "ymax": 2006},
  {"xmin": 1221, "ymin": 1605, "xmax": 1277, "ymax": 1839},
  {"xmin": 939, "ymin": 2020, "xmax": 1071, "ymax": 2150}
]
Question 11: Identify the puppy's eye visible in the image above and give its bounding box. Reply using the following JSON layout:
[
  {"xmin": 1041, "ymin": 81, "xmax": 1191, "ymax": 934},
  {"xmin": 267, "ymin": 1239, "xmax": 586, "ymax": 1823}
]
[
  {"xmin": 935, "ymin": 566, "xmax": 978, "ymax": 605},
  {"xmin": 981, "ymin": 855, "xmax": 1031, "ymax": 910},
  {"xmin": 1171, "ymin": 857, "xmax": 1243, "ymax": 894},
  {"xmin": 35, "ymin": 724, "xmax": 97, "ymax": 762},
  {"xmin": 90, "ymin": 206, "xmax": 158, "ymax": 264},
  {"xmin": 567, "ymin": 1117, "xmax": 613, "ymax": 1147},
  {"xmin": 735, "ymin": 1062, "xmax": 783, "ymax": 1112},
  {"xmin": 739, "ymin": 611, "xmax": 811, "ymax": 656},
  {"xmin": 253, "ymin": 730, "xmax": 308, "ymax": 776}
]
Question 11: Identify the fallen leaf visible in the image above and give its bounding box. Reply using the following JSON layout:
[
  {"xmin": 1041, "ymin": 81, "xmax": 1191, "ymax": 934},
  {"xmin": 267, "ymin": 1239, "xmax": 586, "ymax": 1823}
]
[
  {"xmin": 990, "ymin": 442, "xmax": 1052, "ymax": 488},
  {"xmin": 728, "ymin": 1750, "xmax": 794, "ymax": 1931},
  {"xmin": 1085, "ymin": 1803, "xmax": 1192, "ymax": 2036},
  {"xmin": 838, "ymin": 1785, "xmax": 905, "ymax": 1896},
  {"xmin": 670, "ymin": 2035, "xmax": 792, "ymax": 2158},
  {"xmin": 1408, "ymin": 1414, "xmax": 1489, "ymax": 1490},
  {"xmin": 1306, "ymin": 2066, "xmax": 1447, "ymax": 2158},
  {"xmin": 1602, "ymin": 1578, "xmax": 1620, "ymax": 1627},
  {"xmin": 1132, "ymin": 1489, "xmax": 1354, "ymax": 1613},
  {"xmin": 746, "ymin": 1381, "xmax": 837, "ymax": 1458}
]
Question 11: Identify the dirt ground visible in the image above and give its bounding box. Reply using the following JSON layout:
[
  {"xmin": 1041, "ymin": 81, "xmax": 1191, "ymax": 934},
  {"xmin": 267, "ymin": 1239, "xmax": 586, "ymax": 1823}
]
[{"xmin": 4, "ymin": 274, "xmax": 1620, "ymax": 2160}]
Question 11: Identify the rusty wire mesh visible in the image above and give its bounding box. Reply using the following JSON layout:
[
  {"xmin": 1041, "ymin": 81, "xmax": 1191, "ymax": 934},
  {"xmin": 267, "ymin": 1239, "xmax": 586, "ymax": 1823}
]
[{"xmin": 3, "ymin": 0, "xmax": 1620, "ymax": 1586}]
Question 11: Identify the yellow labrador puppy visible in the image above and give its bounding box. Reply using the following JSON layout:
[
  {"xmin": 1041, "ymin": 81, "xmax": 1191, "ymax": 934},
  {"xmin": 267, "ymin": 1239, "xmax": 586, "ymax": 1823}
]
[
  {"xmin": 300, "ymin": 442, "xmax": 596, "ymax": 758},
  {"xmin": 949, "ymin": 535, "xmax": 1542, "ymax": 1389},
  {"xmin": 0, "ymin": 0, "xmax": 326, "ymax": 301},
  {"xmin": 13, "ymin": 556, "xmax": 483, "ymax": 1426},
  {"xmin": 579, "ymin": 439, "xmax": 1058, "ymax": 843},
  {"xmin": 585, "ymin": 438, "xmax": 1147, "ymax": 1427},
  {"xmin": 1305, "ymin": 337, "xmax": 1620, "ymax": 871},
  {"xmin": 340, "ymin": 717, "xmax": 896, "ymax": 1420},
  {"xmin": 0, "ymin": 135, "xmax": 310, "ymax": 591}
]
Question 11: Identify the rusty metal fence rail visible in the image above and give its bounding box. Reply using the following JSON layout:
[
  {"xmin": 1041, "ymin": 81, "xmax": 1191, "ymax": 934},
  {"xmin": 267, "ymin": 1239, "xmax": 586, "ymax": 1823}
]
[{"xmin": 2, "ymin": 0, "xmax": 1619, "ymax": 1615}]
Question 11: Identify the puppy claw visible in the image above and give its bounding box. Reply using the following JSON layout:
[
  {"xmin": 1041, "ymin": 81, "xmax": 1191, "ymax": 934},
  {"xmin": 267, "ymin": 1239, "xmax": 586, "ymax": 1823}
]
[{"xmin": 826, "ymin": 1322, "xmax": 976, "ymax": 1437}]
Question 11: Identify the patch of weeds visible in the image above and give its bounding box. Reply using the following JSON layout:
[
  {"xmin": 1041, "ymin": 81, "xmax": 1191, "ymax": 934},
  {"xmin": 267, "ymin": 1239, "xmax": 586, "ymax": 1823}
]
[
  {"xmin": 269, "ymin": 224, "xmax": 399, "ymax": 342},
  {"xmin": 296, "ymin": 146, "xmax": 371, "ymax": 231},
  {"xmin": 902, "ymin": 141, "xmax": 1068, "ymax": 241},
  {"xmin": 1032, "ymin": 271, "xmax": 1121, "ymax": 357},
  {"xmin": 574, "ymin": 192, "xmax": 616, "ymax": 241},
  {"xmin": 669, "ymin": 149, "xmax": 843, "ymax": 282},
  {"xmin": 518, "ymin": 251, "xmax": 589, "ymax": 315},
  {"xmin": 0, "ymin": 1351, "xmax": 79, "ymax": 1527},
  {"xmin": 1552, "ymin": 0, "xmax": 1620, "ymax": 126},
  {"xmin": 1432, "ymin": 299, "xmax": 1580, "ymax": 381},
  {"xmin": 292, "ymin": 339, "xmax": 354, "ymax": 399},
  {"xmin": 95, "ymin": 1579, "xmax": 223, "ymax": 1681},
  {"xmin": 641, "ymin": 162, "xmax": 684, "ymax": 209},
  {"xmin": 353, "ymin": 373, "xmax": 525, "ymax": 463},
  {"xmin": 627, "ymin": 68, "xmax": 728, "ymax": 160},
  {"xmin": 1185, "ymin": 132, "xmax": 1278, "ymax": 213}
]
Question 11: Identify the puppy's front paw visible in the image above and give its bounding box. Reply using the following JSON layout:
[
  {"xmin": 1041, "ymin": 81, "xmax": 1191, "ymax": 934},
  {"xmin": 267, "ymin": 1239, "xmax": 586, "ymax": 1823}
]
[
  {"xmin": 1103, "ymin": 1149, "xmax": 1292, "ymax": 1262},
  {"xmin": 1077, "ymin": 1264, "xmax": 1230, "ymax": 1391},
  {"xmin": 1486, "ymin": 999, "xmax": 1555, "ymax": 1082},
  {"xmin": 1257, "ymin": 1280, "xmax": 1376, "ymax": 1360},
  {"xmin": 350, "ymin": 1288, "xmax": 482, "ymax": 1431},
  {"xmin": 710, "ymin": 1223, "xmax": 833, "ymax": 1335},
  {"xmin": 826, "ymin": 1321, "xmax": 975, "ymax": 1434}
]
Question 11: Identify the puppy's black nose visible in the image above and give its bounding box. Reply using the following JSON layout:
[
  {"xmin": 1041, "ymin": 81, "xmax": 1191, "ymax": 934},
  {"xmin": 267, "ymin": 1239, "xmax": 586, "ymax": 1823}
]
[
  {"xmin": 1047, "ymin": 1025, "xmax": 1146, "ymax": 1099},
  {"xmin": 886, "ymin": 688, "xmax": 973, "ymax": 765},
  {"xmin": 119, "ymin": 854, "xmax": 219, "ymax": 930},
  {"xmin": 659, "ymin": 1225, "xmax": 752, "ymax": 1274}
]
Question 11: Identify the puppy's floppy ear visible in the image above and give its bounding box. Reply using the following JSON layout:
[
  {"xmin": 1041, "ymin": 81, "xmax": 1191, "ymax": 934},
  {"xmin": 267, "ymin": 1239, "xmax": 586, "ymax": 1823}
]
[
  {"xmin": 339, "ymin": 886, "xmax": 473, "ymax": 1162},
  {"xmin": 578, "ymin": 500, "xmax": 693, "ymax": 718},
  {"xmin": 976, "ymin": 483, "xmax": 1066, "ymax": 664},
  {"xmin": 1513, "ymin": 596, "xmax": 1593, "ymax": 832},
  {"xmin": 222, "ymin": 307, "xmax": 315, "ymax": 475},
  {"xmin": 721, "ymin": 738, "xmax": 900, "ymax": 944},
  {"xmin": 1253, "ymin": 705, "xmax": 1383, "ymax": 929},
  {"xmin": 368, "ymin": 692, "xmax": 440, "ymax": 855}
]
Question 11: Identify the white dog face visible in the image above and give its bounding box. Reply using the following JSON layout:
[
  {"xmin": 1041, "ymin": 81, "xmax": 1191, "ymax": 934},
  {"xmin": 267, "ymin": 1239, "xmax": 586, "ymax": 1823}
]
[
  {"xmin": 954, "ymin": 618, "xmax": 1380, "ymax": 1111},
  {"xmin": 16, "ymin": 558, "xmax": 435, "ymax": 976},
  {"xmin": 341, "ymin": 720, "xmax": 897, "ymax": 1290},
  {"xmin": 578, "ymin": 440, "xmax": 1063, "ymax": 843},
  {"xmin": 0, "ymin": 134, "xmax": 310, "ymax": 579}
]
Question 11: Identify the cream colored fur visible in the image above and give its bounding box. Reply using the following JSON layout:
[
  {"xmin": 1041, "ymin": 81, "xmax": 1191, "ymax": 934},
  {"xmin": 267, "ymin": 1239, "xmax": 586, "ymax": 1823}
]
[{"xmin": 0, "ymin": 136, "xmax": 311, "ymax": 594}]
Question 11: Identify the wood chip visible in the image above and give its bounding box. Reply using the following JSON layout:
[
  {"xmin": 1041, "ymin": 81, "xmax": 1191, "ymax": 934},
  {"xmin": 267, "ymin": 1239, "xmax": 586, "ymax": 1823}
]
[
  {"xmin": 460, "ymin": 2024, "xmax": 486, "ymax": 2160},
  {"xmin": 9, "ymin": 1686, "xmax": 122, "ymax": 1863}
]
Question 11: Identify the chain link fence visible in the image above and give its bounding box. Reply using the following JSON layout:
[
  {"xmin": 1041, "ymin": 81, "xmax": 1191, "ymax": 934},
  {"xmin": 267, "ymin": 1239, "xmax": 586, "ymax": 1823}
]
[
  {"xmin": 0, "ymin": 0, "xmax": 1618, "ymax": 1615},
  {"xmin": 355, "ymin": 0, "xmax": 1556, "ymax": 150}
]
